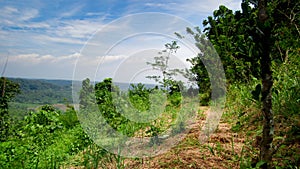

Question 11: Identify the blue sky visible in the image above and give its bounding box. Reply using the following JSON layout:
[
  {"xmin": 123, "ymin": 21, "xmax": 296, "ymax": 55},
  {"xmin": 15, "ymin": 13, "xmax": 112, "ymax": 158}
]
[{"xmin": 0, "ymin": 0, "xmax": 242, "ymax": 81}]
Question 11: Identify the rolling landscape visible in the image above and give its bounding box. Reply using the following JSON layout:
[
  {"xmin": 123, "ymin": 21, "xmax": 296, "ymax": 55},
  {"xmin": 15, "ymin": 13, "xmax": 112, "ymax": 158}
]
[
  {"xmin": 7, "ymin": 78, "xmax": 72, "ymax": 119},
  {"xmin": 1, "ymin": 0, "xmax": 299, "ymax": 169}
]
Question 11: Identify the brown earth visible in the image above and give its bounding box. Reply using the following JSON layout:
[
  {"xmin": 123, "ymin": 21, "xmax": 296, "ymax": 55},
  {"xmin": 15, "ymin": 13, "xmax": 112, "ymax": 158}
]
[
  {"xmin": 67, "ymin": 107, "xmax": 248, "ymax": 169},
  {"xmin": 121, "ymin": 107, "xmax": 245, "ymax": 169}
]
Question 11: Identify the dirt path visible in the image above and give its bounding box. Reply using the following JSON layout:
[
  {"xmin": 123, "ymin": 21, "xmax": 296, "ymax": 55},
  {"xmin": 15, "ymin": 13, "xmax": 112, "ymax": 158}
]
[{"xmin": 123, "ymin": 108, "xmax": 245, "ymax": 169}]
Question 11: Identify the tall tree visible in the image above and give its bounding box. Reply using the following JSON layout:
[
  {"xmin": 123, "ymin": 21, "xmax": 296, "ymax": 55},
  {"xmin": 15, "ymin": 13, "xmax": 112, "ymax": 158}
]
[
  {"xmin": 180, "ymin": 27, "xmax": 223, "ymax": 105},
  {"xmin": 146, "ymin": 41, "xmax": 181, "ymax": 91},
  {"xmin": 187, "ymin": 0, "xmax": 299, "ymax": 167},
  {"xmin": 255, "ymin": 0, "xmax": 299, "ymax": 167},
  {"xmin": 202, "ymin": 4, "xmax": 260, "ymax": 83},
  {"xmin": 257, "ymin": 0, "xmax": 274, "ymax": 168},
  {"xmin": 0, "ymin": 77, "xmax": 20, "ymax": 141},
  {"xmin": 79, "ymin": 78, "xmax": 94, "ymax": 110}
]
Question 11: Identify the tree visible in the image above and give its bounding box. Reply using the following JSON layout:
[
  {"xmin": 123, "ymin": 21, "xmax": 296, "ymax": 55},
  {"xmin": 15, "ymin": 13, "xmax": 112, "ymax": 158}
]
[
  {"xmin": 254, "ymin": 0, "xmax": 299, "ymax": 167},
  {"xmin": 94, "ymin": 78, "xmax": 126, "ymax": 130},
  {"xmin": 181, "ymin": 27, "xmax": 224, "ymax": 105},
  {"xmin": 177, "ymin": 2, "xmax": 263, "ymax": 105},
  {"xmin": 146, "ymin": 41, "xmax": 181, "ymax": 91},
  {"xmin": 256, "ymin": 0, "xmax": 273, "ymax": 167},
  {"xmin": 187, "ymin": 0, "xmax": 299, "ymax": 167},
  {"xmin": 202, "ymin": 3, "xmax": 260, "ymax": 83},
  {"xmin": 79, "ymin": 78, "xmax": 94, "ymax": 110},
  {"xmin": 0, "ymin": 77, "xmax": 20, "ymax": 141}
]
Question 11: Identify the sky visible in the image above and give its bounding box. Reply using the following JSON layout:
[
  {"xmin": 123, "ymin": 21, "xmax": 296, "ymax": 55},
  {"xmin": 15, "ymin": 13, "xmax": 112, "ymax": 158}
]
[{"xmin": 0, "ymin": 0, "xmax": 242, "ymax": 82}]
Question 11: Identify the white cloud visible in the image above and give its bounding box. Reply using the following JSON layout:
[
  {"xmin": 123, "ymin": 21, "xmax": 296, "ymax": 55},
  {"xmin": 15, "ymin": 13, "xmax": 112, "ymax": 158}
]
[
  {"xmin": 98, "ymin": 55, "xmax": 128, "ymax": 64},
  {"xmin": 0, "ymin": 4, "xmax": 108, "ymax": 49},
  {"xmin": 53, "ymin": 19, "xmax": 104, "ymax": 39},
  {"xmin": 2, "ymin": 6, "xmax": 18, "ymax": 14},
  {"xmin": 142, "ymin": 0, "xmax": 241, "ymax": 19},
  {"xmin": 8, "ymin": 53, "xmax": 79, "ymax": 65},
  {"xmin": 34, "ymin": 34, "xmax": 85, "ymax": 45},
  {"xmin": 145, "ymin": 3, "xmax": 176, "ymax": 8},
  {"xmin": 0, "ymin": 14, "xmax": 107, "ymax": 55},
  {"xmin": 18, "ymin": 22, "xmax": 50, "ymax": 29},
  {"xmin": 86, "ymin": 12, "xmax": 106, "ymax": 16},
  {"xmin": 19, "ymin": 8, "xmax": 39, "ymax": 21},
  {"xmin": 3, "ymin": 53, "xmax": 80, "ymax": 79},
  {"xmin": 60, "ymin": 5, "xmax": 83, "ymax": 18},
  {"xmin": 0, "ymin": 6, "xmax": 39, "ymax": 25}
]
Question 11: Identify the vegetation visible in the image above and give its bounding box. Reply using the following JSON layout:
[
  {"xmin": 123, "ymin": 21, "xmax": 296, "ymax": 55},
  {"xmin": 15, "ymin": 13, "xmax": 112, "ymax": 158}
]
[
  {"xmin": 199, "ymin": 0, "xmax": 299, "ymax": 168},
  {"xmin": 0, "ymin": 0, "xmax": 299, "ymax": 168},
  {"xmin": 8, "ymin": 78, "xmax": 72, "ymax": 104},
  {"xmin": 0, "ymin": 77, "xmax": 20, "ymax": 141}
]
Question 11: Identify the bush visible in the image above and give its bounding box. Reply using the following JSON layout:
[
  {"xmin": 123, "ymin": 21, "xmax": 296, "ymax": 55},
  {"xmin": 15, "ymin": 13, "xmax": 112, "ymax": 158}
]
[{"xmin": 59, "ymin": 106, "xmax": 79, "ymax": 129}]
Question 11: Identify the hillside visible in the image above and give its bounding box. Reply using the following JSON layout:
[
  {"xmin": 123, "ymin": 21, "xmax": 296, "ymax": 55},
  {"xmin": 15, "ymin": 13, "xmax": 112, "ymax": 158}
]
[{"xmin": 9, "ymin": 78, "xmax": 72, "ymax": 104}]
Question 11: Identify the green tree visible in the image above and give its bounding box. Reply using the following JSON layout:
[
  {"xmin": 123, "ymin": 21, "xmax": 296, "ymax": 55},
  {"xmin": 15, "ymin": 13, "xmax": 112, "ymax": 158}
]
[
  {"xmin": 202, "ymin": 3, "xmax": 260, "ymax": 83},
  {"xmin": 180, "ymin": 28, "xmax": 220, "ymax": 105},
  {"xmin": 0, "ymin": 77, "xmax": 20, "ymax": 141},
  {"xmin": 79, "ymin": 78, "xmax": 94, "ymax": 110},
  {"xmin": 186, "ymin": 0, "xmax": 299, "ymax": 167},
  {"xmin": 146, "ymin": 41, "xmax": 181, "ymax": 91},
  {"xmin": 94, "ymin": 78, "xmax": 126, "ymax": 130},
  {"xmin": 200, "ymin": 0, "xmax": 299, "ymax": 83}
]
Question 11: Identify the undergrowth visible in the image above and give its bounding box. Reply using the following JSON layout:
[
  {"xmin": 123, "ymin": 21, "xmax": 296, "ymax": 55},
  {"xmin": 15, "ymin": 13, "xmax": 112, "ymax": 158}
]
[{"xmin": 224, "ymin": 53, "xmax": 300, "ymax": 168}]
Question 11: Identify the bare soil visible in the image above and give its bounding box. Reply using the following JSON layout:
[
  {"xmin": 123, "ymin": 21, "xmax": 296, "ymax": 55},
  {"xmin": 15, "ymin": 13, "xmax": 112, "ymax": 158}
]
[{"xmin": 121, "ymin": 107, "xmax": 245, "ymax": 169}]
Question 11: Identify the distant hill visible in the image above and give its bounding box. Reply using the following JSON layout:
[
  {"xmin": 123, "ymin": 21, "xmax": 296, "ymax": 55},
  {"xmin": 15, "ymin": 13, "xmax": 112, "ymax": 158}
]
[
  {"xmin": 8, "ymin": 78, "xmax": 157, "ymax": 105},
  {"xmin": 9, "ymin": 78, "xmax": 72, "ymax": 104},
  {"xmin": 41, "ymin": 79, "xmax": 73, "ymax": 87}
]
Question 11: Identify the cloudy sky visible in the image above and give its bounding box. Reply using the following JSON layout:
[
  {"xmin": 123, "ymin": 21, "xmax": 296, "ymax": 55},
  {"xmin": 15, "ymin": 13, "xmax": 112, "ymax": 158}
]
[{"xmin": 0, "ymin": 0, "xmax": 242, "ymax": 82}]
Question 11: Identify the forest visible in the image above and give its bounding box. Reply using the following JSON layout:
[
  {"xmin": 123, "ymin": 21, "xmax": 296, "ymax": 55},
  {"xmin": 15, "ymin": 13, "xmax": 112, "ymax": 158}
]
[{"xmin": 0, "ymin": 0, "xmax": 299, "ymax": 168}]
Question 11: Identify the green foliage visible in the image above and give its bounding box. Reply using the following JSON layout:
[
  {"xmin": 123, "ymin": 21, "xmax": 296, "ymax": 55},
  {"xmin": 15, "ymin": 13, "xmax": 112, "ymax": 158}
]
[
  {"xmin": 93, "ymin": 79, "xmax": 166, "ymax": 137},
  {"xmin": 146, "ymin": 41, "xmax": 182, "ymax": 91},
  {"xmin": 129, "ymin": 83, "xmax": 151, "ymax": 111},
  {"xmin": 145, "ymin": 41, "xmax": 185, "ymax": 107},
  {"xmin": 9, "ymin": 78, "xmax": 71, "ymax": 104},
  {"xmin": 22, "ymin": 106, "xmax": 63, "ymax": 149},
  {"xmin": 166, "ymin": 81, "xmax": 183, "ymax": 106},
  {"xmin": 0, "ymin": 77, "xmax": 20, "ymax": 141},
  {"xmin": 179, "ymin": 27, "xmax": 223, "ymax": 105},
  {"xmin": 168, "ymin": 91, "xmax": 182, "ymax": 107},
  {"xmin": 0, "ymin": 1, "xmax": 298, "ymax": 168},
  {"xmin": 59, "ymin": 106, "xmax": 79, "ymax": 129},
  {"xmin": 80, "ymin": 77, "xmax": 190, "ymax": 146},
  {"xmin": 268, "ymin": 0, "xmax": 300, "ymax": 63},
  {"xmin": 202, "ymin": 3, "xmax": 260, "ymax": 83},
  {"xmin": 225, "ymin": 52, "xmax": 300, "ymax": 168},
  {"xmin": 79, "ymin": 78, "xmax": 95, "ymax": 109},
  {"xmin": 0, "ymin": 77, "xmax": 20, "ymax": 109},
  {"xmin": 0, "ymin": 107, "xmax": 91, "ymax": 169},
  {"xmin": 272, "ymin": 53, "xmax": 300, "ymax": 119},
  {"xmin": 225, "ymin": 80, "xmax": 261, "ymax": 131},
  {"xmin": 94, "ymin": 78, "xmax": 129, "ymax": 132},
  {"xmin": 6, "ymin": 78, "xmax": 72, "ymax": 121},
  {"xmin": 271, "ymin": 53, "xmax": 300, "ymax": 167},
  {"xmin": 199, "ymin": 1, "xmax": 299, "ymax": 167},
  {"xmin": 146, "ymin": 124, "xmax": 162, "ymax": 146},
  {"xmin": 201, "ymin": 0, "xmax": 300, "ymax": 84}
]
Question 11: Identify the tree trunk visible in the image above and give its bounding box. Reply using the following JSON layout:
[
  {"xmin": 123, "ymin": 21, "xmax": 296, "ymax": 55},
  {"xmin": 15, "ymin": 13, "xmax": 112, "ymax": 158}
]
[{"xmin": 258, "ymin": 0, "xmax": 274, "ymax": 168}]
